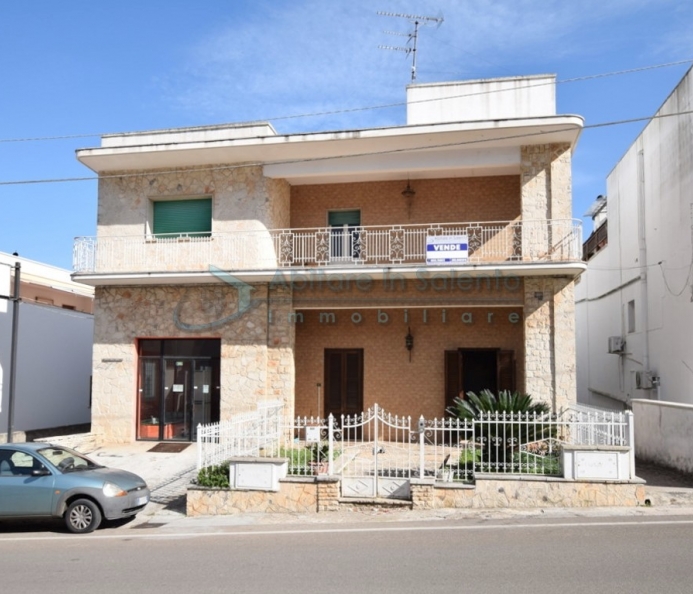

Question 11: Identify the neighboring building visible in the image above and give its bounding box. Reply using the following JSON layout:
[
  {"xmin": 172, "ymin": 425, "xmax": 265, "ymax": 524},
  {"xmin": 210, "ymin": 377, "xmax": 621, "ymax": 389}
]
[
  {"xmin": 576, "ymin": 66, "xmax": 693, "ymax": 409},
  {"xmin": 0, "ymin": 252, "xmax": 94, "ymax": 441},
  {"xmin": 73, "ymin": 74, "xmax": 585, "ymax": 444}
]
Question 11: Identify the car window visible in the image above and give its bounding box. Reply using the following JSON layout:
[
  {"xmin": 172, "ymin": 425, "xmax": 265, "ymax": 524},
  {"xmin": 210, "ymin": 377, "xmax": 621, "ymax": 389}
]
[
  {"xmin": 0, "ymin": 449, "xmax": 44, "ymax": 477},
  {"xmin": 37, "ymin": 447, "xmax": 99, "ymax": 471}
]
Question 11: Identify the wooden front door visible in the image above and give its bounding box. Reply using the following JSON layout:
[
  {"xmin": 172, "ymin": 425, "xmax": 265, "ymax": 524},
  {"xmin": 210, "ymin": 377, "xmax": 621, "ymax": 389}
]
[
  {"xmin": 324, "ymin": 349, "xmax": 364, "ymax": 418},
  {"xmin": 445, "ymin": 349, "xmax": 515, "ymax": 411}
]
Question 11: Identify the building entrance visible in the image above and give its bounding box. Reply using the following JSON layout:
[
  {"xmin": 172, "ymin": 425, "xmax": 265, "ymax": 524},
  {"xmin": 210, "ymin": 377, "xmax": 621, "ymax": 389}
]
[{"xmin": 137, "ymin": 339, "xmax": 220, "ymax": 441}]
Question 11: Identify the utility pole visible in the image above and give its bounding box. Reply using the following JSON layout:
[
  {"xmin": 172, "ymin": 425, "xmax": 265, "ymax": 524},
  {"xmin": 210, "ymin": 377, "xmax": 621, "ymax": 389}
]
[
  {"xmin": 7, "ymin": 262, "xmax": 20, "ymax": 442},
  {"xmin": 378, "ymin": 11, "xmax": 444, "ymax": 83}
]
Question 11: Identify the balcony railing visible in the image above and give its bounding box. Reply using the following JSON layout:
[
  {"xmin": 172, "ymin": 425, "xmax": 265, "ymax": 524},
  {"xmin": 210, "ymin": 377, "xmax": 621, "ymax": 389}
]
[{"xmin": 73, "ymin": 219, "xmax": 582, "ymax": 275}]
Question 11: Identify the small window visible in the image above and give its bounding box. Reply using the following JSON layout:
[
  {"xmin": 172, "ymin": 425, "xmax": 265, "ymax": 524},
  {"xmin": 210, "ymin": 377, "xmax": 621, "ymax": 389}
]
[
  {"xmin": 153, "ymin": 198, "xmax": 212, "ymax": 237},
  {"xmin": 627, "ymin": 300, "xmax": 636, "ymax": 333}
]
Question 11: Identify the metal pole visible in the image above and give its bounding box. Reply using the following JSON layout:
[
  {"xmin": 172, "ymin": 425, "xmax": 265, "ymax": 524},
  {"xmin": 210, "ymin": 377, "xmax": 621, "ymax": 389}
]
[{"xmin": 7, "ymin": 262, "xmax": 20, "ymax": 443}]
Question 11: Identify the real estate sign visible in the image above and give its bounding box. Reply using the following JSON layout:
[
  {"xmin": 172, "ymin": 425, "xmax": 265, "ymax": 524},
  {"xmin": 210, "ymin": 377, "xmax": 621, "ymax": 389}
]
[{"xmin": 426, "ymin": 235, "xmax": 468, "ymax": 265}]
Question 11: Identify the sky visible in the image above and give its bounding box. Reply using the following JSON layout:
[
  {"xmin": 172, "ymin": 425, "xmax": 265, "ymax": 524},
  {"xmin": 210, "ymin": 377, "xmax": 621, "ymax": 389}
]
[{"xmin": 1, "ymin": 0, "xmax": 691, "ymax": 270}]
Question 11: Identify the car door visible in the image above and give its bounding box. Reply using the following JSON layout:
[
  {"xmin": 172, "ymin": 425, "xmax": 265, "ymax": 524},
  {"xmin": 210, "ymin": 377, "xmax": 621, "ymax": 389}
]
[{"xmin": 0, "ymin": 449, "xmax": 56, "ymax": 517}]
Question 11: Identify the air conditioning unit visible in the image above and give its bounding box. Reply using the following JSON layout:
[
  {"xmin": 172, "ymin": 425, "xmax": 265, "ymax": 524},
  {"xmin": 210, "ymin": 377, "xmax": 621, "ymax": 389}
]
[
  {"xmin": 608, "ymin": 336, "xmax": 625, "ymax": 354},
  {"xmin": 636, "ymin": 371, "xmax": 654, "ymax": 390}
]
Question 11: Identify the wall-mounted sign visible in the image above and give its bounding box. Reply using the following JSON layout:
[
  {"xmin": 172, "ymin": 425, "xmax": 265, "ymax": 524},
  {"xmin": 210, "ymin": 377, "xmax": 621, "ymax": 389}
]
[{"xmin": 426, "ymin": 235, "xmax": 468, "ymax": 265}]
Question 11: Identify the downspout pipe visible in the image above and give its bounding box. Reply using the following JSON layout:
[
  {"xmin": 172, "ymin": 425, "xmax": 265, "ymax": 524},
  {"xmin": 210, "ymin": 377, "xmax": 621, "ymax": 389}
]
[{"xmin": 637, "ymin": 149, "xmax": 650, "ymax": 389}]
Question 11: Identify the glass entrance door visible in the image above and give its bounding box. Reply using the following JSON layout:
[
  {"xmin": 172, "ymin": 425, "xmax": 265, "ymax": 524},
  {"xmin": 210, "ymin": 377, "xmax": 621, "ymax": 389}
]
[
  {"xmin": 163, "ymin": 359, "xmax": 192, "ymax": 440},
  {"xmin": 137, "ymin": 339, "xmax": 220, "ymax": 441}
]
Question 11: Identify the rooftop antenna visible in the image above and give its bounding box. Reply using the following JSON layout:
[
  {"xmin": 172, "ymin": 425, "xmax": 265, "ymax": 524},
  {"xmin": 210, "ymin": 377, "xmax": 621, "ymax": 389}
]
[{"xmin": 377, "ymin": 11, "xmax": 444, "ymax": 83}]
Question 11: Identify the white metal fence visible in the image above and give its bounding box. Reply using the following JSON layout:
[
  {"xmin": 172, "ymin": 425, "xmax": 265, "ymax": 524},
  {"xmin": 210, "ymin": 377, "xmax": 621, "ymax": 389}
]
[
  {"xmin": 197, "ymin": 403, "xmax": 634, "ymax": 494},
  {"xmin": 196, "ymin": 400, "xmax": 285, "ymax": 470},
  {"xmin": 73, "ymin": 219, "xmax": 582, "ymax": 274}
]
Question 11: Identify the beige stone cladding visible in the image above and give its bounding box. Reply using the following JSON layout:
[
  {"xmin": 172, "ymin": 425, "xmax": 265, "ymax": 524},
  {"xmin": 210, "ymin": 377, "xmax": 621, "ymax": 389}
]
[
  {"xmin": 97, "ymin": 165, "xmax": 290, "ymax": 236},
  {"xmin": 290, "ymin": 176, "xmax": 521, "ymax": 228},
  {"xmin": 294, "ymin": 277, "xmax": 524, "ymax": 418},
  {"xmin": 523, "ymin": 277, "xmax": 576, "ymax": 412},
  {"xmin": 91, "ymin": 283, "xmax": 294, "ymax": 443}
]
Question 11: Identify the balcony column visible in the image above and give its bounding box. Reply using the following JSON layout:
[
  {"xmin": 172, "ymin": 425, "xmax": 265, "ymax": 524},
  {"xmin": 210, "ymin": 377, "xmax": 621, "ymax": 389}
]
[
  {"xmin": 520, "ymin": 143, "xmax": 572, "ymax": 259},
  {"xmin": 523, "ymin": 277, "xmax": 576, "ymax": 412}
]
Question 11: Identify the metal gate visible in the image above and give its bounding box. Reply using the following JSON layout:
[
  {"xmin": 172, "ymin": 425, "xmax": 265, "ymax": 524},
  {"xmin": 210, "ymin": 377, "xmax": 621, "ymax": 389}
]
[{"xmin": 338, "ymin": 404, "xmax": 416, "ymax": 499}]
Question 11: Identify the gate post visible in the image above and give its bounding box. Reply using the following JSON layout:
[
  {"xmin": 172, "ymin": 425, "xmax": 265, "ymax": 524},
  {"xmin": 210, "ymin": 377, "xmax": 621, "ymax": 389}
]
[
  {"xmin": 418, "ymin": 416, "xmax": 425, "ymax": 479},
  {"xmin": 328, "ymin": 413, "xmax": 335, "ymax": 476}
]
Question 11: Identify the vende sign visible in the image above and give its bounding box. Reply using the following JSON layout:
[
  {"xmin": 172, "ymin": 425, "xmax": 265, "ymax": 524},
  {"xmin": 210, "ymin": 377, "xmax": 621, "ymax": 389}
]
[{"xmin": 426, "ymin": 234, "xmax": 468, "ymax": 265}]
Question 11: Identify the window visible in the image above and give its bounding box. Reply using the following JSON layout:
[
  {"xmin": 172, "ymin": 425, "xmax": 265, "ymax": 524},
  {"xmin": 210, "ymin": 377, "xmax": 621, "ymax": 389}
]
[
  {"xmin": 627, "ymin": 300, "xmax": 636, "ymax": 333},
  {"xmin": 152, "ymin": 198, "xmax": 212, "ymax": 237}
]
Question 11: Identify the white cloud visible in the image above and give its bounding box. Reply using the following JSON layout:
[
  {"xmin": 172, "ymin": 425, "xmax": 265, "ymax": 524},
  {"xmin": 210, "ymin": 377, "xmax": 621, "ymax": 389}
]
[{"xmin": 159, "ymin": 0, "xmax": 682, "ymax": 132}]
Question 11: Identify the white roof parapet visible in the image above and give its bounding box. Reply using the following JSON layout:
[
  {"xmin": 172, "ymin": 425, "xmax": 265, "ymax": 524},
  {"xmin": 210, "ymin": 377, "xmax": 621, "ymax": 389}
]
[
  {"xmin": 407, "ymin": 74, "xmax": 557, "ymax": 125},
  {"xmin": 101, "ymin": 121, "xmax": 278, "ymax": 148}
]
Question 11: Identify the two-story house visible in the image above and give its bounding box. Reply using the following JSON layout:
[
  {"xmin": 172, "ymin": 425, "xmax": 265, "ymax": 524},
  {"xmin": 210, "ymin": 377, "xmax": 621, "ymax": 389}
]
[{"xmin": 73, "ymin": 74, "xmax": 585, "ymax": 444}]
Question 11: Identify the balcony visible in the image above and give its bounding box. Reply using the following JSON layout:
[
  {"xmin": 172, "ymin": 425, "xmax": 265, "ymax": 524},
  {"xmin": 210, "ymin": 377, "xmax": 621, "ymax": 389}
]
[{"xmin": 73, "ymin": 219, "xmax": 583, "ymax": 279}]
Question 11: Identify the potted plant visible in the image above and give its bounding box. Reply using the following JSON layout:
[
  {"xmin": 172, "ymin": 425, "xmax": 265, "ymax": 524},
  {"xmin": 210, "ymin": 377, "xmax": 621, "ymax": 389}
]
[{"xmin": 308, "ymin": 442, "xmax": 331, "ymax": 475}]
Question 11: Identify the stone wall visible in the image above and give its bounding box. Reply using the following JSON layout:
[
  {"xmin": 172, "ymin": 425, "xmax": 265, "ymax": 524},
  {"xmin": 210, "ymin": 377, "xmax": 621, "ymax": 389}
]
[
  {"xmin": 92, "ymin": 283, "xmax": 295, "ymax": 443},
  {"xmin": 523, "ymin": 277, "xmax": 576, "ymax": 411},
  {"xmin": 188, "ymin": 477, "xmax": 646, "ymax": 516},
  {"xmin": 414, "ymin": 479, "xmax": 645, "ymax": 509},
  {"xmin": 186, "ymin": 478, "xmax": 342, "ymax": 516},
  {"xmin": 97, "ymin": 165, "xmax": 290, "ymax": 237}
]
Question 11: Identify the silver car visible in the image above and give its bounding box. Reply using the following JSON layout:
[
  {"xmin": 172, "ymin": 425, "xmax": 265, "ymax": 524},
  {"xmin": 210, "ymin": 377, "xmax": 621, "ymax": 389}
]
[{"xmin": 0, "ymin": 442, "xmax": 149, "ymax": 533}]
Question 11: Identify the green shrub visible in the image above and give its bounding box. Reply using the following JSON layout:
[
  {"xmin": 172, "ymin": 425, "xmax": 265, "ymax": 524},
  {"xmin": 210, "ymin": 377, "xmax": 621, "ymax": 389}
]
[
  {"xmin": 196, "ymin": 462, "xmax": 230, "ymax": 488},
  {"xmin": 447, "ymin": 390, "xmax": 556, "ymax": 467}
]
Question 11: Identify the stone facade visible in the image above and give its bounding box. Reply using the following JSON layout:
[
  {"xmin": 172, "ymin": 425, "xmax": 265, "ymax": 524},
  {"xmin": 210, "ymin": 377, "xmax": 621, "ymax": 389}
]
[
  {"xmin": 91, "ymin": 283, "xmax": 295, "ymax": 443},
  {"xmin": 88, "ymin": 143, "xmax": 580, "ymax": 442},
  {"xmin": 98, "ymin": 165, "xmax": 290, "ymax": 237},
  {"xmin": 519, "ymin": 143, "xmax": 577, "ymax": 410}
]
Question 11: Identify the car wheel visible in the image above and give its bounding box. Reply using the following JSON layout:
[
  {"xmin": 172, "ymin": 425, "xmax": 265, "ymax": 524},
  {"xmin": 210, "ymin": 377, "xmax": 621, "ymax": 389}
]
[{"xmin": 65, "ymin": 499, "xmax": 102, "ymax": 534}]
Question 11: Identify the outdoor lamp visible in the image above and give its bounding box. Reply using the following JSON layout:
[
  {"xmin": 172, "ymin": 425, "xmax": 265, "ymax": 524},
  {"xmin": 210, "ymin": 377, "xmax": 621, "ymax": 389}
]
[
  {"xmin": 405, "ymin": 327, "xmax": 414, "ymax": 361},
  {"xmin": 402, "ymin": 180, "xmax": 415, "ymax": 218},
  {"xmin": 401, "ymin": 181, "xmax": 416, "ymax": 200}
]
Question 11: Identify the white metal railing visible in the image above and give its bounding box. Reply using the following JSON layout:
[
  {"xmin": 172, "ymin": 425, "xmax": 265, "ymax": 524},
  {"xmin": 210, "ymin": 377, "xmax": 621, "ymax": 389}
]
[
  {"xmin": 196, "ymin": 404, "xmax": 634, "ymax": 484},
  {"xmin": 196, "ymin": 400, "xmax": 285, "ymax": 470},
  {"xmin": 73, "ymin": 219, "xmax": 582, "ymax": 274}
]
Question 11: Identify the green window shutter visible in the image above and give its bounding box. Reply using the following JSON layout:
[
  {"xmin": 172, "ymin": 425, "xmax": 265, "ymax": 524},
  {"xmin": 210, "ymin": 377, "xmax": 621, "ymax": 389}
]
[
  {"xmin": 328, "ymin": 210, "xmax": 360, "ymax": 227},
  {"xmin": 153, "ymin": 198, "xmax": 212, "ymax": 236}
]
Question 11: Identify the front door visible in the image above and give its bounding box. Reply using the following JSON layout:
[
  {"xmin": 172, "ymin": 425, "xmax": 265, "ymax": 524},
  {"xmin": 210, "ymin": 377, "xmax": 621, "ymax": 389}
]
[
  {"xmin": 324, "ymin": 349, "xmax": 364, "ymax": 419},
  {"xmin": 445, "ymin": 349, "xmax": 515, "ymax": 410},
  {"xmin": 137, "ymin": 339, "xmax": 220, "ymax": 441}
]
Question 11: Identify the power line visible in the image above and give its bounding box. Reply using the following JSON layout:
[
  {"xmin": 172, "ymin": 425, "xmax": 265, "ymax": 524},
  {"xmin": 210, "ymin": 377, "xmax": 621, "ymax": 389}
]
[
  {"xmin": 1, "ymin": 108, "xmax": 692, "ymax": 188},
  {"xmin": 0, "ymin": 58, "xmax": 691, "ymax": 145}
]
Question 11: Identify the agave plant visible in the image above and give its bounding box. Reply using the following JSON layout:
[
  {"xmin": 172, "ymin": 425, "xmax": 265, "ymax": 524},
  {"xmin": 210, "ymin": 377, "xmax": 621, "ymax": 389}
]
[
  {"xmin": 447, "ymin": 389, "xmax": 550, "ymax": 420},
  {"xmin": 447, "ymin": 390, "xmax": 556, "ymax": 470}
]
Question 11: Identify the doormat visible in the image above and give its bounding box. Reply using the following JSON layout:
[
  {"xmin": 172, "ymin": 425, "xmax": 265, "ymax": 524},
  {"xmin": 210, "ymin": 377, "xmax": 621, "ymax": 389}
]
[{"xmin": 148, "ymin": 442, "xmax": 190, "ymax": 453}]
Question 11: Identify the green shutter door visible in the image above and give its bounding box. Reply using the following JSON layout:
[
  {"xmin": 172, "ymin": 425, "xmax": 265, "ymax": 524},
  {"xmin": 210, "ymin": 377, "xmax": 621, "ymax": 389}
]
[{"xmin": 153, "ymin": 199, "xmax": 212, "ymax": 236}]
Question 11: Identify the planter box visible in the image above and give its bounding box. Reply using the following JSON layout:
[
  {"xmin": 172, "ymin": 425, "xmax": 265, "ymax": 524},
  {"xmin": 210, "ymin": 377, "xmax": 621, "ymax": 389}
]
[
  {"xmin": 562, "ymin": 445, "xmax": 632, "ymax": 481},
  {"xmin": 228, "ymin": 457, "xmax": 288, "ymax": 492}
]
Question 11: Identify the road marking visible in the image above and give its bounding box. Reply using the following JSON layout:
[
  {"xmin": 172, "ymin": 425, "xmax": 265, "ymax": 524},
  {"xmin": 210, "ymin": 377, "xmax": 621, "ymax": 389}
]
[{"xmin": 2, "ymin": 517, "xmax": 693, "ymax": 543}]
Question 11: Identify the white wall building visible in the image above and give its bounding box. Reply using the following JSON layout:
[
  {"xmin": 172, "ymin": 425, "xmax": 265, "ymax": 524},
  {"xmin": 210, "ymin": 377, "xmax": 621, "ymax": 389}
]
[
  {"xmin": 576, "ymin": 66, "xmax": 693, "ymax": 410},
  {"xmin": 0, "ymin": 252, "xmax": 94, "ymax": 441}
]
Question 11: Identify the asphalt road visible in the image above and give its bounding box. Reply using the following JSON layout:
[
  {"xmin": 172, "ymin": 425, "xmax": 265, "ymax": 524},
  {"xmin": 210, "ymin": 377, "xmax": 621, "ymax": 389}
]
[{"xmin": 1, "ymin": 515, "xmax": 692, "ymax": 593}]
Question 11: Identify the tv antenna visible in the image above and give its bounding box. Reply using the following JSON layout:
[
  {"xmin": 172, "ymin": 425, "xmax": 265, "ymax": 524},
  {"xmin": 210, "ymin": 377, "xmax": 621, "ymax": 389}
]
[{"xmin": 377, "ymin": 11, "xmax": 444, "ymax": 83}]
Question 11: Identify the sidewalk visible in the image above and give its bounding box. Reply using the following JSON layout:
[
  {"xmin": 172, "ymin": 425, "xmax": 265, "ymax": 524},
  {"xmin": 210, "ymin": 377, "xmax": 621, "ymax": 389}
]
[{"xmin": 69, "ymin": 438, "xmax": 693, "ymax": 529}]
